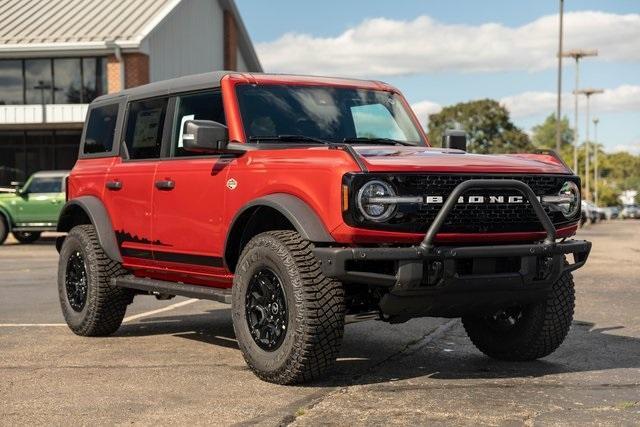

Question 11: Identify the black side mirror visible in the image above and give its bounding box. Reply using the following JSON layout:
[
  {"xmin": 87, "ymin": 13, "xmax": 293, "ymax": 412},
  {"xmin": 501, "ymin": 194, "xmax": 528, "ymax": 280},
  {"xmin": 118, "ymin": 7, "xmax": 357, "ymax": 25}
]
[
  {"xmin": 9, "ymin": 181, "xmax": 23, "ymax": 194},
  {"xmin": 182, "ymin": 120, "xmax": 229, "ymax": 153},
  {"xmin": 442, "ymin": 129, "xmax": 467, "ymax": 151}
]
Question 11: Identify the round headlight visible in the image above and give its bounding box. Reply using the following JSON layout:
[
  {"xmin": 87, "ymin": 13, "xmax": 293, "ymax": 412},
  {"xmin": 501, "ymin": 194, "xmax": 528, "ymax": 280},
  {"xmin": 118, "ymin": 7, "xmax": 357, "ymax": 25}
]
[
  {"xmin": 558, "ymin": 181, "xmax": 580, "ymax": 218},
  {"xmin": 356, "ymin": 180, "xmax": 396, "ymax": 222}
]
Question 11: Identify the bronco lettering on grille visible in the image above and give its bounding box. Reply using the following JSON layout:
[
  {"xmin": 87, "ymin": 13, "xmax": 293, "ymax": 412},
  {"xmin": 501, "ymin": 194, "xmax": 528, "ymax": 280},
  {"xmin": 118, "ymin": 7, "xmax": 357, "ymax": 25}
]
[{"xmin": 424, "ymin": 195, "xmax": 534, "ymax": 204}]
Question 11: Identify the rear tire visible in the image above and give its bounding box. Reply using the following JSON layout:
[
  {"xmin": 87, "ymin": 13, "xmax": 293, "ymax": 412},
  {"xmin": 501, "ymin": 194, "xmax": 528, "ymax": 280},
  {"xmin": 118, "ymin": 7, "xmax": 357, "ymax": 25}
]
[
  {"xmin": 13, "ymin": 231, "xmax": 41, "ymax": 244},
  {"xmin": 462, "ymin": 271, "xmax": 575, "ymax": 361},
  {"xmin": 0, "ymin": 216, "xmax": 8, "ymax": 245},
  {"xmin": 58, "ymin": 224, "xmax": 133, "ymax": 336},
  {"xmin": 232, "ymin": 230, "xmax": 345, "ymax": 384}
]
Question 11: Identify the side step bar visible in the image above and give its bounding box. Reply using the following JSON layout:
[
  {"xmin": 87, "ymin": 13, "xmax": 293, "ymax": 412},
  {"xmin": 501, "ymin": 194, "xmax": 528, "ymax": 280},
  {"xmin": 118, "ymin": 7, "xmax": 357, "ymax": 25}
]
[{"xmin": 112, "ymin": 275, "xmax": 232, "ymax": 304}]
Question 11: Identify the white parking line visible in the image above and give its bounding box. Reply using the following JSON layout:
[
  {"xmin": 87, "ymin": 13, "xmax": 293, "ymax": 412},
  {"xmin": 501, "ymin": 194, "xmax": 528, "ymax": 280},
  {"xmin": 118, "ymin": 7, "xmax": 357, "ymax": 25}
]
[
  {"xmin": 0, "ymin": 323, "xmax": 65, "ymax": 327},
  {"xmin": 121, "ymin": 298, "xmax": 199, "ymax": 323},
  {"xmin": 0, "ymin": 298, "xmax": 200, "ymax": 328}
]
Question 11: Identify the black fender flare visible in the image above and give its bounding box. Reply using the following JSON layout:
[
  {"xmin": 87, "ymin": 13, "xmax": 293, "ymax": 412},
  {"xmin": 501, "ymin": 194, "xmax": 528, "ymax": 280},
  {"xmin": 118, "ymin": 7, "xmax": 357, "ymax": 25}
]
[
  {"xmin": 57, "ymin": 196, "xmax": 122, "ymax": 262},
  {"xmin": 224, "ymin": 194, "xmax": 334, "ymax": 268}
]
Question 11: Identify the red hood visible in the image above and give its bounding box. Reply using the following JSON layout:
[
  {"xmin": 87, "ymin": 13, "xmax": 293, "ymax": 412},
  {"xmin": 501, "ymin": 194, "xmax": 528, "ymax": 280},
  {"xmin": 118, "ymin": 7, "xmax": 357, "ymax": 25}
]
[{"xmin": 352, "ymin": 146, "xmax": 571, "ymax": 174}]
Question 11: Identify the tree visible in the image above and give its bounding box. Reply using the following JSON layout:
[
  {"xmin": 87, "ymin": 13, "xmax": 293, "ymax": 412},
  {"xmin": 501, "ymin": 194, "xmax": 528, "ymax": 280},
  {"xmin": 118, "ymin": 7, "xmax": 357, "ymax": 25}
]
[
  {"xmin": 531, "ymin": 114, "xmax": 574, "ymax": 167},
  {"xmin": 427, "ymin": 99, "xmax": 532, "ymax": 154}
]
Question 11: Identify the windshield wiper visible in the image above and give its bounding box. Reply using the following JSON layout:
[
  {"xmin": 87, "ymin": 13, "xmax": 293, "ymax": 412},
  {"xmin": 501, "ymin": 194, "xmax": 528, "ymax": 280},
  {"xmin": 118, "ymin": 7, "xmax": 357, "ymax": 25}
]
[
  {"xmin": 342, "ymin": 137, "xmax": 415, "ymax": 146},
  {"xmin": 249, "ymin": 135, "xmax": 336, "ymax": 145}
]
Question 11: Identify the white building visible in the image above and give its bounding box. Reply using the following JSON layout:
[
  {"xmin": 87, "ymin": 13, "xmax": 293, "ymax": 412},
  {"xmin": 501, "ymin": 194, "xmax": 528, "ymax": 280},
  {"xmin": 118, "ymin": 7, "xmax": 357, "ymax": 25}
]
[{"xmin": 0, "ymin": 0, "xmax": 261, "ymax": 185}]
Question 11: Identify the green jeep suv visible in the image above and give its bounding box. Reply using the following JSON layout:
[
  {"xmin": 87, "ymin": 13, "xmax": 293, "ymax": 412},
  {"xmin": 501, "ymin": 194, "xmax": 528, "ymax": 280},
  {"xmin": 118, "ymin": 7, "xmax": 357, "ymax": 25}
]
[{"xmin": 0, "ymin": 171, "xmax": 69, "ymax": 245}]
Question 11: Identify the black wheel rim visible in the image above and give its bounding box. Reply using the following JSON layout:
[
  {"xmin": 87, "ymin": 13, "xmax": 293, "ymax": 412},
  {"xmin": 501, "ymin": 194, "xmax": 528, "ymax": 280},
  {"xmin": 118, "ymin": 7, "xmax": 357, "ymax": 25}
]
[
  {"xmin": 65, "ymin": 250, "xmax": 88, "ymax": 312},
  {"xmin": 245, "ymin": 268, "xmax": 288, "ymax": 351},
  {"xmin": 486, "ymin": 307, "xmax": 524, "ymax": 332}
]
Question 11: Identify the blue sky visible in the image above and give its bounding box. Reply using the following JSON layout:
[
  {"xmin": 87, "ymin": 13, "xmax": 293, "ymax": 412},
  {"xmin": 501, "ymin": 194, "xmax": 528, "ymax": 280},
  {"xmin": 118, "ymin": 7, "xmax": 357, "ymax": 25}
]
[{"xmin": 236, "ymin": 0, "xmax": 640, "ymax": 154}]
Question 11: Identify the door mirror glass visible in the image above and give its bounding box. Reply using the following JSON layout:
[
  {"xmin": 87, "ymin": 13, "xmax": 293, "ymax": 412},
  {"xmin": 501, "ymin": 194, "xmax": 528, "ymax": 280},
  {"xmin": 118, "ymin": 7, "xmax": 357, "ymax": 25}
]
[
  {"xmin": 182, "ymin": 120, "xmax": 229, "ymax": 153},
  {"xmin": 442, "ymin": 129, "xmax": 467, "ymax": 151}
]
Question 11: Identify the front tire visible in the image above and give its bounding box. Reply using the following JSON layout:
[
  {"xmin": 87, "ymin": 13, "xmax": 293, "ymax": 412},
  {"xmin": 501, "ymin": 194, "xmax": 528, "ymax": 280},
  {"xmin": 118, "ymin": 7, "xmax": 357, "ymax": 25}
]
[
  {"xmin": 462, "ymin": 271, "xmax": 575, "ymax": 361},
  {"xmin": 0, "ymin": 217, "xmax": 8, "ymax": 245},
  {"xmin": 13, "ymin": 231, "xmax": 41, "ymax": 244},
  {"xmin": 58, "ymin": 224, "xmax": 133, "ymax": 336},
  {"xmin": 232, "ymin": 230, "xmax": 345, "ymax": 384}
]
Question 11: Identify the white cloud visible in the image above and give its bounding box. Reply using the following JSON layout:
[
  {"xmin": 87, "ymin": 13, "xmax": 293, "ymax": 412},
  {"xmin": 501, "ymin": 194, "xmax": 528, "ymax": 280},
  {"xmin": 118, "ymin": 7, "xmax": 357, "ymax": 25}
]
[
  {"xmin": 257, "ymin": 12, "xmax": 640, "ymax": 77},
  {"xmin": 611, "ymin": 141, "xmax": 640, "ymax": 155},
  {"xmin": 410, "ymin": 100, "xmax": 442, "ymax": 127},
  {"xmin": 499, "ymin": 85, "xmax": 640, "ymax": 118}
]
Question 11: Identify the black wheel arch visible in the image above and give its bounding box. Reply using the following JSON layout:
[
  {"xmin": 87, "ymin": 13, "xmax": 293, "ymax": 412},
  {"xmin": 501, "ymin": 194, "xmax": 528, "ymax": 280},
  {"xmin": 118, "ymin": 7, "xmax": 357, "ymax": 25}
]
[
  {"xmin": 224, "ymin": 194, "xmax": 334, "ymax": 272},
  {"xmin": 57, "ymin": 196, "xmax": 122, "ymax": 262}
]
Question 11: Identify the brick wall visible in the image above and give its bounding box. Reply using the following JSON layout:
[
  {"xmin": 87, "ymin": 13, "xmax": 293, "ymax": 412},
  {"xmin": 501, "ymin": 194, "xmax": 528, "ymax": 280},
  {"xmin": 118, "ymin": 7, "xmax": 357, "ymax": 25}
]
[
  {"xmin": 223, "ymin": 10, "xmax": 238, "ymax": 70},
  {"xmin": 106, "ymin": 55, "xmax": 121, "ymax": 93},
  {"xmin": 106, "ymin": 53, "xmax": 150, "ymax": 93},
  {"xmin": 124, "ymin": 53, "xmax": 150, "ymax": 88}
]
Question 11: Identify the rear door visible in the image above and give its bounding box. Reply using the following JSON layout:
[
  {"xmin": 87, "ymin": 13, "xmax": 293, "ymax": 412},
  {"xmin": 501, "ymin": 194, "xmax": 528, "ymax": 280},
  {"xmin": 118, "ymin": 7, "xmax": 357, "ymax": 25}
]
[
  {"xmin": 152, "ymin": 90, "xmax": 233, "ymax": 281},
  {"xmin": 102, "ymin": 97, "xmax": 169, "ymax": 266}
]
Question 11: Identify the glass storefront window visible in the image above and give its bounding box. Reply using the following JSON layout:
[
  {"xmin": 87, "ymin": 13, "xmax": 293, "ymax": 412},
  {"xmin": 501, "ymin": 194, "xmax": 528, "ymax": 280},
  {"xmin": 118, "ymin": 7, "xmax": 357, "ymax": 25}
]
[
  {"xmin": 0, "ymin": 60, "xmax": 24, "ymax": 105},
  {"xmin": 0, "ymin": 57, "xmax": 107, "ymax": 105},
  {"xmin": 82, "ymin": 57, "xmax": 107, "ymax": 102},
  {"xmin": 0, "ymin": 131, "xmax": 81, "ymax": 186},
  {"xmin": 54, "ymin": 58, "xmax": 82, "ymax": 103},
  {"xmin": 25, "ymin": 59, "xmax": 53, "ymax": 104},
  {"xmin": 0, "ymin": 132, "xmax": 26, "ymax": 185}
]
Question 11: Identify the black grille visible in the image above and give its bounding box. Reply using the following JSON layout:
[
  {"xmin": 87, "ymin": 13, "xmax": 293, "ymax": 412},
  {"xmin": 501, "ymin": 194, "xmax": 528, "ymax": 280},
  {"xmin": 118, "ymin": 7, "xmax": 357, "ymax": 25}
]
[{"xmin": 344, "ymin": 173, "xmax": 580, "ymax": 234}]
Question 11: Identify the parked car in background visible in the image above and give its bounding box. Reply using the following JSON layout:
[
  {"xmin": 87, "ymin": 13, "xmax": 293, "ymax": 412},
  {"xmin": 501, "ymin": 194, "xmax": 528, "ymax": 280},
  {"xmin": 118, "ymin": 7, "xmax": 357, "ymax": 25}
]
[
  {"xmin": 581, "ymin": 201, "xmax": 599, "ymax": 225},
  {"xmin": 603, "ymin": 206, "xmax": 620, "ymax": 220},
  {"xmin": 621, "ymin": 205, "xmax": 640, "ymax": 219},
  {"xmin": 0, "ymin": 171, "xmax": 69, "ymax": 244}
]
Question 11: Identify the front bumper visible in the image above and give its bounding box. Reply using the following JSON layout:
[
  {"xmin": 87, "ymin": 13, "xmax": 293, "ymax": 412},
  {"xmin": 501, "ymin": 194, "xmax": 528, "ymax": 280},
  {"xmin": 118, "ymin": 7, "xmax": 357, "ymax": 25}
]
[{"xmin": 313, "ymin": 179, "xmax": 592, "ymax": 319}]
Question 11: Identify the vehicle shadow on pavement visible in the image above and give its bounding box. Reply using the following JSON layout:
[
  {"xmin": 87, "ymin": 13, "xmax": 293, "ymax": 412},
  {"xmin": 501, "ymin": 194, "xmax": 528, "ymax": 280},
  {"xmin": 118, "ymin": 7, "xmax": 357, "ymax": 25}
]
[{"xmin": 115, "ymin": 312, "xmax": 640, "ymax": 386}]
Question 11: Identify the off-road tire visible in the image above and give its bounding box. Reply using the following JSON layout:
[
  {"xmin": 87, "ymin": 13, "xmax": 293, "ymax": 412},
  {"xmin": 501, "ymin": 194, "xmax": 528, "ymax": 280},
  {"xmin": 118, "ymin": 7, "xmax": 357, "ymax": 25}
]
[
  {"xmin": 232, "ymin": 230, "xmax": 345, "ymax": 384},
  {"xmin": 12, "ymin": 231, "xmax": 41, "ymax": 244},
  {"xmin": 58, "ymin": 224, "xmax": 133, "ymax": 336},
  {"xmin": 462, "ymin": 271, "xmax": 575, "ymax": 361},
  {"xmin": 0, "ymin": 216, "xmax": 8, "ymax": 245}
]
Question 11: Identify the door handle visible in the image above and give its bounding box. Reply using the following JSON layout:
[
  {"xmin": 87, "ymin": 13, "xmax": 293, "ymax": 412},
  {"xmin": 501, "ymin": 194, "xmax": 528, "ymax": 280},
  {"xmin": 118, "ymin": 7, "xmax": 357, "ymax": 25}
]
[
  {"xmin": 155, "ymin": 179, "xmax": 175, "ymax": 190},
  {"xmin": 106, "ymin": 180, "xmax": 122, "ymax": 190}
]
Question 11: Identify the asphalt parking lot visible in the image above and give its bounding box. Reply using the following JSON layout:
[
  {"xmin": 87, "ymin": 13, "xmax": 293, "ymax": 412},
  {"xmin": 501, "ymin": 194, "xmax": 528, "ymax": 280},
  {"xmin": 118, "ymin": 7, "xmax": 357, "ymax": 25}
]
[{"xmin": 1, "ymin": 222, "xmax": 639, "ymax": 425}]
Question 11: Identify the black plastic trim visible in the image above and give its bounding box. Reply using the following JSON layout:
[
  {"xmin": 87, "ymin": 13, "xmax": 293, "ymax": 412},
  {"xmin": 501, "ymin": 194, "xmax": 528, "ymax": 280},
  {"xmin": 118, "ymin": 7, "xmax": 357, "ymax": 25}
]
[
  {"xmin": 57, "ymin": 196, "xmax": 122, "ymax": 262},
  {"xmin": 113, "ymin": 275, "xmax": 231, "ymax": 304}
]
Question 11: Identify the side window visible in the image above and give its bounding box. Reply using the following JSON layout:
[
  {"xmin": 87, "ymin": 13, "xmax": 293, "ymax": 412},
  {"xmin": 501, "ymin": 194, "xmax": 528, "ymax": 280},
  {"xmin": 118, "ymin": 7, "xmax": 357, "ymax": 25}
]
[
  {"xmin": 171, "ymin": 91, "xmax": 225, "ymax": 157},
  {"xmin": 351, "ymin": 103, "xmax": 405, "ymax": 141},
  {"xmin": 123, "ymin": 98, "xmax": 168, "ymax": 160},
  {"xmin": 83, "ymin": 103, "xmax": 118, "ymax": 154},
  {"xmin": 23, "ymin": 177, "xmax": 62, "ymax": 194}
]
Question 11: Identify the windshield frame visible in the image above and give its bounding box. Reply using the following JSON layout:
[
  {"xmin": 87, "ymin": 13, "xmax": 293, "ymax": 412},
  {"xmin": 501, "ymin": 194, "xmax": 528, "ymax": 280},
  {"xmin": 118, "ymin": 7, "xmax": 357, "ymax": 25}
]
[{"xmin": 234, "ymin": 83, "xmax": 428, "ymax": 147}]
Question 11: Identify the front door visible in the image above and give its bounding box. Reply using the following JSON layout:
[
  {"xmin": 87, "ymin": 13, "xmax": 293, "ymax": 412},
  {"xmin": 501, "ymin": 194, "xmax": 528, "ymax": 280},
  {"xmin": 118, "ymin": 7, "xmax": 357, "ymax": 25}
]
[
  {"xmin": 14, "ymin": 175, "xmax": 64, "ymax": 225},
  {"xmin": 152, "ymin": 91, "xmax": 233, "ymax": 283},
  {"xmin": 102, "ymin": 97, "xmax": 168, "ymax": 267}
]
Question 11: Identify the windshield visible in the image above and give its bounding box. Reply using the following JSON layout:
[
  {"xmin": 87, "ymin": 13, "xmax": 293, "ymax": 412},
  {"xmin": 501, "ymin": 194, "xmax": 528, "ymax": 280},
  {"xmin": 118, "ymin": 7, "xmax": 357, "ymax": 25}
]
[{"xmin": 236, "ymin": 84, "xmax": 424, "ymax": 145}]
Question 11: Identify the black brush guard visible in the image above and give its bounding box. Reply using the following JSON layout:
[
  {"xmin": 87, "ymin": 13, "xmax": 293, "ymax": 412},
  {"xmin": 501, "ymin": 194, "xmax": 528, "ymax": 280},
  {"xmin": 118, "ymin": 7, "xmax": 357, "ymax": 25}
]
[{"xmin": 314, "ymin": 179, "xmax": 591, "ymax": 318}]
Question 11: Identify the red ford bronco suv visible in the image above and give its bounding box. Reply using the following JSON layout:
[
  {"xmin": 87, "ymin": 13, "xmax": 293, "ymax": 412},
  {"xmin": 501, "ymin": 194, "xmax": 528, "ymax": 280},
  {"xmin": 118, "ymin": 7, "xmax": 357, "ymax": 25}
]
[{"xmin": 56, "ymin": 72, "xmax": 591, "ymax": 384}]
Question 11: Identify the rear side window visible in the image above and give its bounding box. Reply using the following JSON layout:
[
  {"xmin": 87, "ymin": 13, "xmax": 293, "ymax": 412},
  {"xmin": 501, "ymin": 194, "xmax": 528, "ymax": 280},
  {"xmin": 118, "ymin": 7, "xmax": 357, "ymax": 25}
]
[
  {"xmin": 123, "ymin": 98, "xmax": 168, "ymax": 160},
  {"xmin": 83, "ymin": 103, "xmax": 119, "ymax": 154}
]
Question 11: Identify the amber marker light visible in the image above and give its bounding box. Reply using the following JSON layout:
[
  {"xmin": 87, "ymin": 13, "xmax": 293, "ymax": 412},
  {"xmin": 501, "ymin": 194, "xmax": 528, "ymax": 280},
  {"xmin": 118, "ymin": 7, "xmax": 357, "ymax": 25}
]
[{"xmin": 342, "ymin": 185, "xmax": 349, "ymax": 212}]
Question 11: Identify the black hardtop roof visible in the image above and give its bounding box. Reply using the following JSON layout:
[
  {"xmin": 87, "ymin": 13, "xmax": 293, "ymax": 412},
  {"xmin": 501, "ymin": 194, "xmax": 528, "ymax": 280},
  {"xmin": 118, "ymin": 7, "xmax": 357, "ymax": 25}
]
[
  {"xmin": 92, "ymin": 71, "xmax": 232, "ymax": 104},
  {"xmin": 91, "ymin": 71, "xmax": 390, "ymax": 105}
]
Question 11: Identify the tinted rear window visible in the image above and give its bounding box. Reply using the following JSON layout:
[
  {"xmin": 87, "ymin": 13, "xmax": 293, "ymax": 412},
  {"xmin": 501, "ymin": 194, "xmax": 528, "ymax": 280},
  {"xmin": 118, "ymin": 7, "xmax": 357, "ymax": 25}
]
[{"xmin": 83, "ymin": 103, "xmax": 119, "ymax": 154}]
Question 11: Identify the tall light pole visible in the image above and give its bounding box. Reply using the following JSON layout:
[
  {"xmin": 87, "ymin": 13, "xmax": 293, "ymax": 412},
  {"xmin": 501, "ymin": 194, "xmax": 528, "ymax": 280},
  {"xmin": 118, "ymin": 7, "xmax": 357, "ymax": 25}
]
[
  {"xmin": 555, "ymin": 0, "xmax": 564, "ymax": 153},
  {"xmin": 561, "ymin": 49, "xmax": 598, "ymax": 174},
  {"xmin": 593, "ymin": 117, "xmax": 600, "ymax": 206},
  {"xmin": 575, "ymin": 88, "xmax": 603, "ymax": 202}
]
